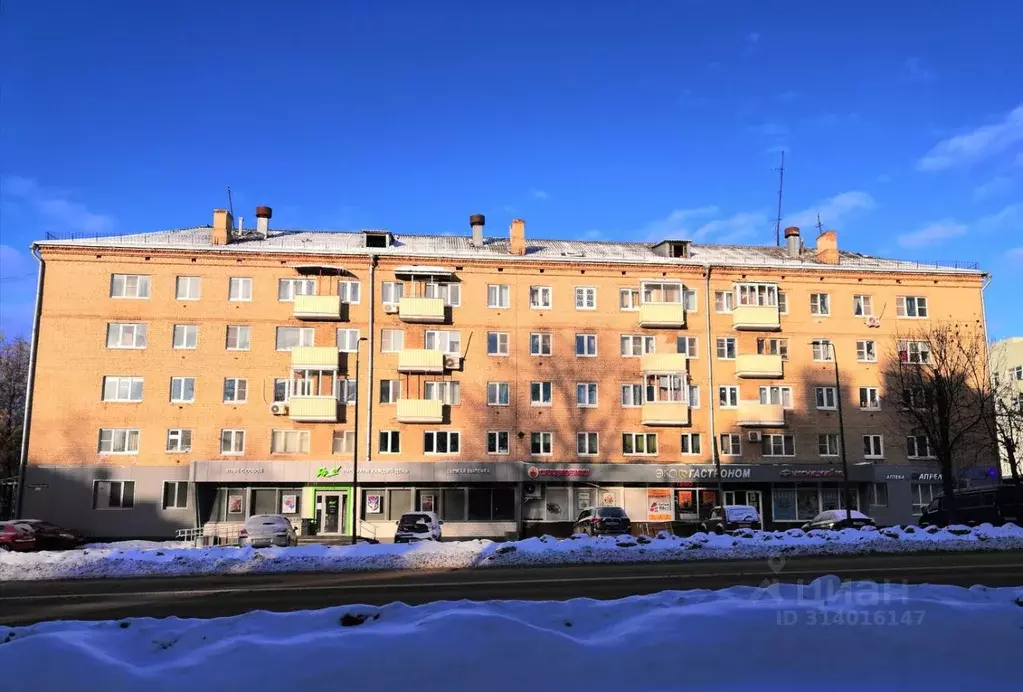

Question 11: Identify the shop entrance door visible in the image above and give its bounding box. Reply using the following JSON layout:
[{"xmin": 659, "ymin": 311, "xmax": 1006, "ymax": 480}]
[
  {"xmin": 725, "ymin": 490, "xmax": 762, "ymax": 515},
  {"xmin": 317, "ymin": 492, "xmax": 346, "ymax": 535}
]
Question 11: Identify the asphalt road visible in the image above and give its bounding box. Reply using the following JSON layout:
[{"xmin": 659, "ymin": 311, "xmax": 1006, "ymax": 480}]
[{"xmin": 2, "ymin": 551, "xmax": 1021, "ymax": 626}]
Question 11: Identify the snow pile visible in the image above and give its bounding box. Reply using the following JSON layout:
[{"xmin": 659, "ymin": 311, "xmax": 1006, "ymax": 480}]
[
  {"xmin": 2, "ymin": 523, "xmax": 1021, "ymax": 582},
  {"xmin": 1, "ymin": 580, "xmax": 1020, "ymax": 690}
]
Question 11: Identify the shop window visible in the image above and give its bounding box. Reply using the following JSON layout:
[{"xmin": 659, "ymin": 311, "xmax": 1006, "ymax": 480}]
[
  {"xmin": 442, "ymin": 488, "xmax": 466, "ymax": 521},
  {"xmin": 493, "ymin": 488, "xmax": 515, "ymax": 521},
  {"xmin": 362, "ymin": 489, "xmax": 386, "ymax": 519},
  {"xmin": 468, "ymin": 489, "xmax": 492, "ymax": 521},
  {"xmin": 545, "ymin": 487, "xmax": 572, "ymax": 522},
  {"xmin": 253, "ymin": 489, "xmax": 278, "ymax": 515},
  {"xmin": 388, "ymin": 489, "xmax": 412, "ymax": 521}
]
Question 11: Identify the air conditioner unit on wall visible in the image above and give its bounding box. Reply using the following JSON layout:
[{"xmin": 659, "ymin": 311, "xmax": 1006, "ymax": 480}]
[
  {"xmin": 384, "ymin": 304, "xmax": 399, "ymax": 314},
  {"xmin": 747, "ymin": 431, "xmax": 762, "ymax": 442},
  {"xmin": 443, "ymin": 355, "xmax": 462, "ymax": 370},
  {"xmin": 270, "ymin": 403, "xmax": 288, "ymax": 415},
  {"xmin": 866, "ymin": 316, "xmax": 881, "ymax": 328},
  {"xmin": 523, "ymin": 483, "xmax": 542, "ymax": 499}
]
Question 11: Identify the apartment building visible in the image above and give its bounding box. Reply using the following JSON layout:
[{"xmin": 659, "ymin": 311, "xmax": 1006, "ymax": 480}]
[
  {"xmin": 17, "ymin": 207, "xmax": 988, "ymax": 539},
  {"xmin": 992, "ymin": 337, "xmax": 1023, "ymax": 479}
]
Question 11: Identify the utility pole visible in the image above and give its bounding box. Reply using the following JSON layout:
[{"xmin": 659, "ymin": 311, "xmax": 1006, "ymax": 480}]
[{"xmin": 773, "ymin": 151, "xmax": 785, "ymax": 246}]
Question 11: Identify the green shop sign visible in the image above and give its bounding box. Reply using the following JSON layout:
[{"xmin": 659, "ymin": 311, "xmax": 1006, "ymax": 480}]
[{"xmin": 316, "ymin": 465, "xmax": 345, "ymax": 479}]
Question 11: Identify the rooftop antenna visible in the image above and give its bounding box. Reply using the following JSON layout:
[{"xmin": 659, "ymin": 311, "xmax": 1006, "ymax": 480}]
[
  {"xmin": 227, "ymin": 186, "xmax": 235, "ymax": 218},
  {"xmin": 816, "ymin": 212, "xmax": 825, "ymax": 237},
  {"xmin": 773, "ymin": 150, "xmax": 785, "ymax": 246}
]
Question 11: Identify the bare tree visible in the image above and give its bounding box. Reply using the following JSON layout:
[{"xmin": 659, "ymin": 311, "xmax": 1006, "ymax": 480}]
[
  {"xmin": 0, "ymin": 333, "xmax": 31, "ymax": 518},
  {"xmin": 987, "ymin": 342, "xmax": 1023, "ymax": 518},
  {"xmin": 880, "ymin": 322, "xmax": 996, "ymax": 524}
]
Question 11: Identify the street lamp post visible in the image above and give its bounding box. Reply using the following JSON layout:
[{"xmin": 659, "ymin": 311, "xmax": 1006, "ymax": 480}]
[{"xmin": 350, "ymin": 337, "xmax": 368, "ymax": 545}]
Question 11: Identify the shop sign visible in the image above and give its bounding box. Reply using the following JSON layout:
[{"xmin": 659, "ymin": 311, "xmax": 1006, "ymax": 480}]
[
  {"xmin": 912, "ymin": 472, "xmax": 942, "ymax": 481},
  {"xmin": 527, "ymin": 466, "xmax": 592, "ymax": 479},
  {"xmin": 225, "ymin": 468, "xmax": 266, "ymax": 475},
  {"xmin": 779, "ymin": 468, "xmax": 844, "ymax": 479},
  {"xmin": 448, "ymin": 468, "xmax": 492, "ymax": 475},
  {"xmin": 655, "ymin": 467, "xmax": 752, "ymax": 481},
  {"xmin": 361, "ymin": 467, "xmax": 410, "ymax": 475},
  {"xmin": 316, "ymin": 465, "xmax": 346, "ymax": 479},
  {"xmin": 885, "ymin": 473, "xmax": 907, "ymax": 481}
]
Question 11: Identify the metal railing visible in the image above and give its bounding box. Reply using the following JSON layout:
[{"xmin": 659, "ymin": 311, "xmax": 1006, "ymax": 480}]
[{"xmin": 174, "ymin": 523, "xmax": 243, "ymax": 547}]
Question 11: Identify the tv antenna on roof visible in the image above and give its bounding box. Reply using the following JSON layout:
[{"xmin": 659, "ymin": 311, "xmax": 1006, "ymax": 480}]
[
  {"xmin": 816, "ymin": 212, "xmax": 825, "ymax": 237},
  {"xmin": 773, "ymin": 150, "xmax": 785, "ymax": 246},
  {"xmin": 227, "ymin": 186, "xmax": 235, "ymax": 217}
]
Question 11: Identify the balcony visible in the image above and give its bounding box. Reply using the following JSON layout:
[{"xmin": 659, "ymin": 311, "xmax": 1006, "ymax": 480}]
[
  {"xmin": 638, "ymin": 303, "xmax": 686, "ymax": 329},
  {"xmin": 736, "ymin": 400, "xmax": 785, "ymax": 427},
  {"xmin": 398, "ymin": 296, "xmax": 446, "ymax": 323},
  {"xmin": 735, "ymin": 353, "xmax": 784, "ymax": 378},
  {"xmin": 288, "ymin": 396, "xmax": 338, "ymax": 422},
  {"xmin": 641, "ymin": 401, "xmax": 691, "ymax": 426},
  {"xmin": 397, "ymin": 349, "xmax": 446, "ymax": 374},
  {"xmin": 396, "ymin": 398, "xmax": 444, "ymax": 423},
  {"xmin": 290, "ymin": 346, "xmax": 339, "ymax": 369},
  {"xmin": 640, "ymin": 353, "xmax": 687, "ymax": 374},
  {"xmin": 732, "ymin": 304, "xmax": 781, "ymax": 331},
  {"xmin": 293, "ymin": 295, "xmax": 342, "ymax": 321}
]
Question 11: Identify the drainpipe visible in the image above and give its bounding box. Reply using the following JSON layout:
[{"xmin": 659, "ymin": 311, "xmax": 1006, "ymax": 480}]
[
  {"xmin": 364, "ymin": 255, "xmax": 377, "ymax": 466},
  {"xmin": 15, "ymin": 245, "xmax": 45, "ymax": 519},
  {"xmin": 703, "ymin": 265, "xmax": 725, "ymax": 502}
]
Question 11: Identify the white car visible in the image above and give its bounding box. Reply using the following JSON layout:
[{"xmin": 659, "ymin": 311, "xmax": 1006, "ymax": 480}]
[{"xmin": 394, "ymin": 512, "xmax": 443, "ymax": 543}]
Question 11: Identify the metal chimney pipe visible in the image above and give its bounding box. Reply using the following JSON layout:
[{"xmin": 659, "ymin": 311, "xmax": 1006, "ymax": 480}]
[
  {"xmin": 469, "ymin": 214, "xmax": 485, "ymax": 247},
  {"xmin": 256, "ymin": 206, "xmax": 272, "ymax": 238},
  {"xmin": 784, "ymin": 226, "xmax": 801, "ymax": 258}
]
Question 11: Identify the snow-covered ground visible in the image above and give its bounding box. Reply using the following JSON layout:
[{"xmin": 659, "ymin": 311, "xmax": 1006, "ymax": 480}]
[
  {"xmin": 2, "ymin": 523, "xmax": 1021, "ymax": 582},
  {"xmin": 1, "ymin": 579, "xmax": 1020, "ymax": 691}
]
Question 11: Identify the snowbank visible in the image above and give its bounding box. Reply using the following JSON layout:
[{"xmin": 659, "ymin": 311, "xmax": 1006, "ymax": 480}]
[
  {"xmin": 1, "ymin": 580, "xmax": 1020, "ymax": 691},
  {"xmin": 3, "ymin": 523, "xmax": 1021, "ymax": 582}
]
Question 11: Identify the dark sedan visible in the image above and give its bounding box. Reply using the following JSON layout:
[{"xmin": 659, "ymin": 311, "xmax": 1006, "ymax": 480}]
[
  {"xmin": 802, "ymin": 509, "xmax": 876, "ymax": 531},
  {"xmin": 573, "ymin": 507, "xmax": 631, "ymax": 536},
  {"xmin": 13, "ymin": 520, "xmax": 84, "ymax": 550}
]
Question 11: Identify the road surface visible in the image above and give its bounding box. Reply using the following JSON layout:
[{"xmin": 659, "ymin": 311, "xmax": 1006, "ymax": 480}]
[{"xmin": 2, "ymin": 551, "xmax": 1021, "ymax": 626}]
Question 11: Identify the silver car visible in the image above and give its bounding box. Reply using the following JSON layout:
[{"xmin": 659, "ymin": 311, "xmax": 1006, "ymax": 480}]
[{"xmin": 239, "ymin": 514, "xmax": 297, "ymax": 548}]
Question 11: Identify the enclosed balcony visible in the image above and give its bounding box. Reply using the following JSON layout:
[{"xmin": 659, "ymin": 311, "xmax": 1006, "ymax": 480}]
[
  {"xmin": 288, "ymin": 396, "xmax": 338, "ymax": 422},
  {"xmin": 293, "ymin": 295, "xmax": 342, "ymax": 321},
  {"xmin": 638, "ymin": 303, "xmax": 686, "ymax": 329},
  {"xmin": 736, "ymin": 400, "xmax": 785, "ymax": 427},
  {"xmin": 735, "ymin": 353, "xmax": 784, "ymax": 378},
  {"xmin": 290, "ymin": 346, "xmax": 339, "ymax": 370},
  {"xmin": 641, "ymin": 402, "xmax": 691, "ymax": 426},
  {"xmin": 640, "ymin": 352, "xmax": 688, "ymax": 374},
  {"xmin": 395, "ymin": 398, "xmax": 444, "ymax": 423},
  {"xmin": 732, "ymin": 304, "xmax": 781, "ymax": 331},
  {"xmin": 398, "ymin": 296, "xmax": 446, "ymax": 323},
  {"xmin": 397, "ymin": 349, "xmax": 446, "ymax": 374}
]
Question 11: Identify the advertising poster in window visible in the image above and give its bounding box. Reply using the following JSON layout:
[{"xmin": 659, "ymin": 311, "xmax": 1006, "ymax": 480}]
[
  {"xmin": 577, "ymin": 490, "xmax": 591, "ymax": 511},
  {"xmin": 676, "ymin": 489, "xmax": 697, "ymax": 519},
  {"xmin": 366, "ymin": 494, "xmax": 382, "ymax": 514},
  {"xmin": 281, "ymin": 494, "xmax": 297, "ymax": 515},
  {"xmin": 602, "ymin": 491, "xmax": 616, "ymax": 507},
  {"xmin": 227, "ymin": 495, "xmax": 243, "ymax": 514},
  {"xmin": 647, "ymin": 488, "xmax": 673, "ymax": 521},
  {"xmin": 420, "ymin": 494, "xmax": 435, "ymax": 513}
]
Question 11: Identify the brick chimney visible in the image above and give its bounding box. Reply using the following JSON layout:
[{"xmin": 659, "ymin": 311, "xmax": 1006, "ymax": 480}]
[
  {"xmin": 509, "ymin": 218, "xmax": 526, "ymax": 256},
  {"xmin": 816, "ymin": 230, "xmax": 839, "ymax": 265},
  {"xmin": 212, "ymin": 208, "xmax": 234, "ymax": 245}
]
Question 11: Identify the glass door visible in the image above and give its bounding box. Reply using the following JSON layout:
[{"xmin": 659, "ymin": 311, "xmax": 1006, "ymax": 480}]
[
  {"xmin": 724, "ymin": 490, "xmax": 762, "ymax": 515},
  {"xmin": 317, "ymin": 492, "xmax": 346, "ymax": 534}
]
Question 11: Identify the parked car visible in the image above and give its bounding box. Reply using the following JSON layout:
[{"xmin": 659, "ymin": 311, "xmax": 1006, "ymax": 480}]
[
  {"xmin": 918, "ymin": 486, "xmax": 1022, "ymax": 528},
  {"xmin": 802, "ymin": 509, "xmax": 875, "ymax": 531},
  {"xmin": 700, "ymin": 505, "xmax": 762, "ymax": 534},
  {"xmin": 13, "ymin": 520, "xmax": 84, "ymax": 550},
  {"xmin": 0, "ymin": 521, "xmax": 37, "ymax": 552},
  {"xmin": 238, "ymin": 514, "xmax": 297, "ymax": 548},
  {"xmin": 573, "ymin": 507, "xmax": 631, "ymax": 536},
  {"xmin": 394, "ymin": 512, "xmax": 443, "ymax": 543}
]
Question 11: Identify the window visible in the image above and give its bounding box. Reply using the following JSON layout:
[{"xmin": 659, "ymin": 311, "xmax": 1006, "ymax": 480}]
[
  {"xmin": 93, "ymin": 480, "xmax": 135, "ymax": 509},
  {"xmin": 619, "ymin": 287, "xmax": 640, "ymax": 310},
  {"xmin": 810, "ymin": 293, "xmax": 830, "ymax": 316},
  {"xmin": 425, "ymin": 282, "xmax": 461, "ymax": 307},
  {"xmin": 622, "ymin": 432, "xmax": 658, "ymax": 455},
  {"xmin": 381, "ymin": 281, "xmax": 404, "ymax": 305},
  {"xmin": 424, "ymin": 431, "xmax": 460, "ymax": 454},
  {"xmin": 577, "ymin": 432, "xmax": 599, "ymax": 456},
  {"xmin": 106, "ymin": 323, "xmax": 147, "ymax": 349},
  {"xmin": 759, "ymin": 386, "xmax": 793, "ymax": 408},
  {"xmin": 575, "ymin": 287, "xmax": 596, "ymax": 310},
  {"xmin": 228, "ymin": 277, "xmax": 252, "ymax": 301},
  {"xmin": 912, "ymin": 483, "xmax": 938, "ymax": 515},
  {"xmin": 644, "ymin": 374, "xmax": 687, "ymax": 403},
  {"xmin": 379, "ymin": 329, "xmax": 404, "ymax": 353},
  {"xmin": 98, "ymin": 428, "xmax": 140, "ymax": 454},
  {"xmin": 175, "ymin": 276, "xmax": 201, "ymax": 300},
  {"xmin": 271, "ymin": 430, "xmax": 311, "ymax": 454},
  {"xmin": 466, "ymin": 487, "xmax": 516, "ymax": 521},
  {"xmin": 487, "ymin": 284, "xmax": 510, "ymax": 308},
  {"xmin": 173, "ymin": 325, "xmax": 198, "ymax": 349},
  {"xmin": 680, "ymin": 433, "xmax": 701, "ymax": 455},
  {"xmin": 530, "ymin": 381, "xmax": 553, "ymax": 406},
  {"xmin": 620, "ymin": 334, "xmax": 655, "ymax": 356},
  {"xmin": 278, "ymin": 278, "xmax": 316, "ymax": 301},
  {"xmin": 575, "ymin": 334, "xmax": 597, "ymax": 356},
  {"xmin": 332, "ymin": 430, "xmax": 354, "ymax": 454},
  {"xmin": 166, "ymin": 429, "xmax": 192, "ymax": 452},
  {"xmin": 719, "ymin": 433, "xmax": 741, "ymax": 456},
  {"xmin": 856, "ymin": 340, "xmax": 876, "ymax": 363},
  {"xmin": 338, "ymin": 280, "xmax": 361, "ymax": 304},
  {"xmin": 487, "ymin": 331, "xmax": 509, "ymax": 355},
  {"xmin": 110, "ymin": 274, "xmax": 150, "ymax": 299},
  {"xmin": 863, "ymin": 435, "xmax": 884, "ymax": 458},
  {"xmin": 276, "ymin": 327, "xmax": 314, "ymax": 350},
  {"xmin": 1012, "ymin": 365, "xmax": 1022, "ymax": 381},
  {"xmin": 337, "ymin": 329, "xmax": 361, "ymax": 352},
  {"xmin": 337, "ymin": 379, "xmax": 357, "ymax": 404},
  {"xmin": 815, "ymin": 387, "xmax": 837, "ymax": 409},
  {"xmin": 818, "ymin": 433, "xmax": 840, "ymax": 456},
  {"xmin": 898, "ymin": 340, "xmax": 932, "ymax": 364},
  {"xmin": 574, "ymin": 382, "xmax": 598, "ymax": 407},
  {"xmin": 757, "ymin": 338, "xmax": 788, "ymax": 359},
  {"xmin": 777, "ymin": 291, "xmax": 788, "ymax": 314},
  {"xmin": 530, "ymin": 332, "xmax": 553, "ymax": 356},
  {"xmin": 487, "ymin": 382, "xmax": 510, "ymax": 406},
  {"xmin": 642, "ymin": 282, "xmax": 682, "ymax": 304},
  {"xmin": 170, "ymin": 377, "xmax": 195, "ymax": 403},
  {"xmin": 530, "ymin": 432, "xmax": 553, "ymax": 455},
  {"xmin": 688, "ymin": 384, "xmax": 701, "ymax": 408},
  {"xmin": 425, "ymin": 381, "xmax": 461, "ymax": 405},
  {"xmin": 102, "ymin": 376, "xmax": 143, "ymax": 402},
  {"xmin": 220, "ymin": 429, "xmax": 245, "ymax": 454},
  {"xmin": 676, "ymin": 336, "xmax": 699, "ymax": 357},
  {"xmin": 487, "ymin": 431, "xmax": 510, "ymax": 455},
  {"xmin": 897, "ymin": 296, "xmax": 928, "ymax": 318},
  {"xmin": 425, "ymin": 330, "xmax": 461, "ymax": 355},
  {"xmin": 379, "ymin": 430, "xmax": 401, "ymax": 453},
  {"xmin": 718, "ymin": 386, "xmax": 739, "ymax": 408},
  {"xmin": 859, "ymin": 387, "xmax": 880, "ymax": 410},
  {"xmin": 273, "ymin": 379, "xmax": 289, "ymax": 403},
  {"xmin": 763, "ymin": 434, "xmax": 796, "ymax": 456},
  {"xmin": 714, "ymin": 291, "xmax": 735, "ymax": 313},
  {"xmin": 736, "ymin": 283, "xmax": 778, "ymax": 306},
  {"xmin": 226, "ymin": 325, "xmax": 250, "ymax": 351},
  {"xmin": 1012, "ymin": 393, "xmax": 1023, "ymax": 413},
  {"xmin": 529, "ymin": 285, "xmax": 552, "ymax": 309},
  {"xmin": 716, "ymin": 337, "xmax": 736, "ymax": 360},
  {"xmin": 907, "ymin": 435, "xmax": 933, "ymax": 459},
  {"xmin": 868, "ymin": 483, "xmax": 888, "ymax": 507},
  {"xmin": 683, "ymin": 288, "xmax": 698, "ymax": 312},
  {"xmin": 380, "ymin": 380, "xmax": 400, "ymax": 404},
  {"xmin": 853, "ymin": 294, "xmax": 874, "ymax": 316},
  {"xmin": 902, "ymin": 388, "xmax": 933, "ymax": 410},
  {"xmin": 621, "ymin": 383, "xmax": 643, "ymax": 407},
  {"xmin": 223, "ymin": 378, "xmax": 247, "ymax": 403},
  {"xmin": 812, "ymin": 339, "xmax": 834, "ymax": 361}
]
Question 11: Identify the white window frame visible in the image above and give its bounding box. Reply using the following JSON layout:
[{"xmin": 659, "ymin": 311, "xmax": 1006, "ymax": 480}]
[
  {"xmin": 759, "ymin": 385, "xmax": 793, "ymax": 408},
  {"xmin": 487, "ymin": 431, "xmax": 510, "ymax": 455},
  {"xmin": 714, "ymin": 290, "xmax": 735, "ymax": 313},
  {"xmin": 220, "ymin": 429, "xmax": 245, "ymax": 455},
  {"xmin": 337, "ymin": 329, "xmax": 362, "ymax": 353},
  {"xmin": 777, "ymin": 291, "xmax": 789, "ymax": 314},
  {"xmin": 856, "ymin": 340, "xmax": 876, "ymax": 363},
  {"xmin": 487, "ymin": 331, "xmax": 509, "ymax": 356},
  {"xmin": 810, "ymin": 293, "xmax": 831, "ymax": 316},
  {"xmin": 275, "ymin": 327, "xmax": 315, "ymax": 351},
  {"xmin": 896, "ymin": 295, "xmax": 928, "ymax": 318},
  {"xmin": 863, "ymin": 434, "xmax": 884, "ymax": 459},
  {"xmin": 223, "ymin": 377, "xmax": 248, "ymax": 403},
  {"xmin": 853, "ymin": 294, "xmax": 874, "ymax": 317},
  {"xmin": 622, "ymin": 432, "xmax": 658, "ymax": 456},
  {"xmin": 278, "ymin": 278, "xmax": 317, "ymax": 302},
  {"xmin": 868, "ymin": 482, "xmax": 888, "ymax": 507},
  {"xmin": 379, "ymin": 430, "xmax": 401, "ymax": 454},
  {"xmin": 271, "ymin": 430, "xmax": 311, "ymax": 454},
  {"xmin": 818, "ymin": 433, "xmax": 840, "ymax": 457},
  {"xmin": 93, "ymin": 480, "xmax": 135, "ymax": 509},
  {"xmin": 424, "ymin": 381, "xmax": 461, "ymax": 405},
  {"xmin": 380, "ymin": 379, "xmax": 400, "ymax": 404},
  {"xmin": 716, "ymin": 337, "xmax": 737, "ymax": 360},
  {"xmin": 757, "ymin": 337, "xmax": 788, "ymax": 359},
  {"xmin": 110, "ymin": 274, "xmax": 151, "ymax": 299},
  {"xmin": 815, "ymin": 386, "xmax": 838, "ymax": 410},
  {"xmin": 381, "ymin": 281, "xmax": 404, "ymax": 305},
  {"xmin": 683, "ymin": 287, "xmax": 698, "ymax": 312},
  {"xmin": 98, "ymin": 428, "xmax": 140, "ymax": 455},
  {"xmin": 530, "ymin": 381, "xmax": 553, "ymax": 406},
  {"xmin": 425, "ymin": 330, "xmax": 461, "ymax": 355},
  {"xmin": 576, "ymin": 382, "xmax": 598, "ymax": 407},
  {"xmin": 226, "ymin": 325, "xmax": 250, "ymax": 351},
  {"xmin": 577, "ymin": 432, "xmax": 599, "ymax": 456},
  {"xmin": 487, "ymin": 284, "xmax": 510, "ymax": 309},
  {"xmin": 102, "ymin": 376, "xmax": 143, "ymax": 403},
  {"xmin": 677, "ymin": 336, "xmax": 699, "ymax": 357},
  {"xmin": 575, "ymin": 333, "xmax": 597, "ymax": 357},
  {"xmin": 718, "ymin": 386, "xmax": 739, "ymax": 408},
  {"xmin": 641, "ymin": 281, "xmax": 683, "ymax": 304},
  {"xmin": 424, "ymin": 282, "xmax": 461, "ymax": 307},
  {"xmin": 575, "ymin": 286, "xmax": 597, "ymax": 310},
  {"xmin": 338, "ymin": 280, "xmax": 361, "ymax": 304},
  {"xmin": 907, "ymin": 435, "xmax": 933, "ymax": 459},
  {"xmin": 228, "ymin": 277, "xmax": 252, "ymax": 302},
  {"xmin": 735, "ymin": 283, "xmax": 778, "ymax": 307},
  {"xmin": 423, "ymin": 430, "xmax": 461, "ymax": 455},
  {"xmin": 644, "ymin": 373, "xmax": 688, "ymax": 404},
  {"xmin": 530, "ymin": 332, "xmax": 553, "ymax": 356},
  {"xmin": 170, "ymin": 376, "xmax": 196, "ymax": 404},
  {"xmin": 380, "ymin": 329, "xmax": 404, "ymax": 353},
  {"xmin": 530, "ymin": 431, "xmax": 553, "ymax": 456},
  {"xmin": 332, "ymin": 430, "xmax": 355, "ymax": 454},
  {"xmin": 719, "ymin": 433, "xmax": 741, "ymax": 456},
  {"xmin": 620, "ymin": 334, "xmax": 655, "ymax": 357},
  {"xmin": 812, "ymin": 339, "xmax": 834, "ymax": 362},
  {"xmin": 680, "ymin": 433, "xmax": 702, "ymax": 456},
  {"xmin": 619, "ymin": 287, "xmax": 640, "ymax": 311},
  {"xmin": 859, "ymin": 386, "xmax": 880, "ymax": 410},
  {"xmin": 175, "ymin": 276, "xmax": 201, "ymax": 301},
  {"xmin": 762, "ymin": 433, "xmax": 796, "ymax": 457},
  {"xmin": 621, "ymin": 383, "xmax": 643, "ymax": 407},
  {"xmin": 1011, "ymin": 365, "xmax": 1022, "ymax": 381},
  {"xmin": 106, "ymin": 323, "xmax": 147, "ymax": 349},
  {"xmin": 487, "ymin": 382, "xmax": 510, "ymax": 406},
  {"xmin": 166, "ymin": 429, "xmax": 192, "ymax": 453},
  {"xmin": 529, "ymin": 285, "xmax": 553, "ymax": 309},
  {"xmin": 689, "ymin": 384, "xmax": 701, "ymax": 408},
  {"xmin": 173, "ymin": 324, "xmax": 198, "ymax": 350},
  {"xmin": 898, "ymin": 340, "xmax": 932, "ymax": 364}
]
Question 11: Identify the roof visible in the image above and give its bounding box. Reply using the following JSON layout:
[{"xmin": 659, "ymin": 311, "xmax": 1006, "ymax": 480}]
[{"xmin": 35, "ymin": 227, "xmax": 985, "ymax": 275}]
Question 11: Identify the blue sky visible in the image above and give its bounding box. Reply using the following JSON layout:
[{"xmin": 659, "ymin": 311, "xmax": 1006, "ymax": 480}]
[{"xmin": 2, "ymin": 1, "xmax": 1021, "ymax": 338}]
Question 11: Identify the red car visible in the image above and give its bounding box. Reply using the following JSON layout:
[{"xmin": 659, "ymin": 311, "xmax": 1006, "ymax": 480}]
[{"xmin": 0, "ymin": 521, "xmax": 37, "ymax": 552}]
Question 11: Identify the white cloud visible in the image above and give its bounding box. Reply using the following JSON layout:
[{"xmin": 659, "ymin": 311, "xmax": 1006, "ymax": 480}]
[
  {"xmin": 1005, "ymin": 247, "xmax": 1023, "ymax": 264},
  {"xmin": 2, "ymin": 176, "xmax": 115, "ymax": 234},
  {"xmin": 786, "ymin": 191, "xmax": 876, "ymax": 230},
  {"xmin": 903, "ymin": 57, "xmax": 937, "ymax": 84},
  {"xmin": 897, "ymin": 220, "xmax": 968, "ymax": 248},
  {"xmin": 639, "ymin": 206, "xmax": 721, "ymax": 241},
  {"xmin": 748, "ymin": 122, "xmax": 788, "ymax": 137},
  {"xmin": 0, "ymin": 245, "xmax": 35, "ymax": 278},
  {"xmin": 973, "ymin": 175, "xmax": 1014, "ymax": 199},
  {"xmin": 976, "ymin": 202, "xmax": 1023, "ymax": 230},
  {"xmin": 917, "ymin": 104, "xmax": 1023, "ymax": 171},
  {"xmin": 530, "ymin": 189, "xmax": 550, "ymax": 201}
]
